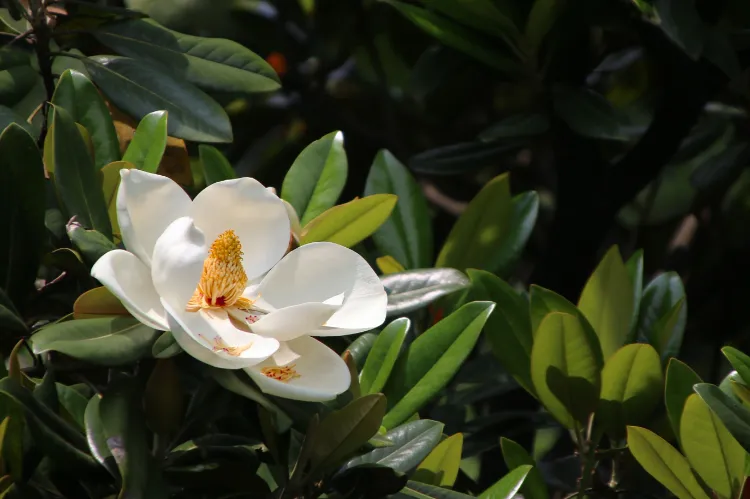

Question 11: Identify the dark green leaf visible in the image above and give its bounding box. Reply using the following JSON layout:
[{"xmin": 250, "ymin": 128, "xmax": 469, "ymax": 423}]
[
  {"xmin": 494, "ymin": 191, "xmax": 539, "ymax": 277},
  {"xmin": 695, "ymin": 383, "xmax": 750, "ymax": 455},
  {"xmin": 553, "ymin": 86, "xmax": 625, "ymax": 141},
  {"xmin": 478, "ymin": 113, "xmax": 549, "ymax": 142},
  {"xmin": 67, "ymin": 223, "xmax": 117, "ymax": 265},
  {"xmin": 121, "ymin": 110, "xmax": 167, "ymax": 173},
  {"xmin": 397, "ymin": 480, "xmax": 475, "ymax": 499},
  {"xmin": 625, "ymin": 250, "xmax": 644, "ymax": 343},
  {"xmin": 529, "ymin": 285, "xmax": 591, "ymax": 338},
  {"xmin": 664, "ymin": 358, "xmax": 703, "ymax": 444},
  {"xmin": 0, "ymin": 105, "xmax": 32, "ymax": 136},
  {"xmin": 144, "ymin": 358, "xmax": 183, "ymax": 436},
  {"xmin": 152, "ymin": 330, "xmax": 182, "ymax": 358},
  {"xmin": 84, "ymin": 55, "xmax": 232, "ymax": 143},
  {"xmin": 199, "ymin": 144, "xmax": 235, "ymax": 185},
  {"xmin": 55, "ymin": 383, "xmax": 88, "ymax": 431},
  {"xmin": 360, "ymin": 318, "xmax": 410, "ymax": 395},
  {"xmin": 94, "ymin": 18, "xmax": 280, "ymax": 93},
  {"xmin": 410, "ymin": 140, "xmax": 526, "ymax": 175},
  {"xmin": 365, "ymin": 150, "xmax": 432, "ymax": 269},
  {"xmin": 331, "ymin": 464, "xmax": 407, "ymax": 498},
  {"xmin": 347, "ymin": 333, "xmax": 378, "ymax": 371},
  {"xmin": 382, "ymin": 268, "xmax": 470, "ymax": 317},
  {"xmin": 723, "ymin": 347, "xmax": 750, "ymax": 386},
  {"xmin": 636, "ymin": 272, "xmax": 687, "ymax": 351},
  {"xmin": 416, "ymin": 0, "xmax": 521, "ymax": 41},
  {"xmin": 499, "ymin": 439, "xmax": 548, "ymax": 499},
  {"xmin": 479, "ymin": 465, "xmax": 533, "ymax": 499},
  {"xmin": 653, "ymin": 0, "xmax": 705, "ymax": 59}
]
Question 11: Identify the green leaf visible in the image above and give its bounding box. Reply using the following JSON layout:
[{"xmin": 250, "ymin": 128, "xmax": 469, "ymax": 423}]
[
  {"xmin": 494, "ymin": 191, "xmax": 540, "ymax": 277},
  {"xmin": 436, "ymin": 173, "xmax": 512, "ymax": 272},
  {"xmin": 360, "ymin": 318, "xmax": 410, "ymax": 395},
  {"xmin": 524, "ymin": 0, "xmax": 565, "ymax": 51},
  {"xmin": 51, "ymin": 69, "xmax": 120, "ymax": 169},
  {"xmin": 467, "ymin": 270, "xmax": 533, "ymax": 395},
  {"xmin": 578, "ymin": 246, "xmax": 634, "ymax": 360},
  {"xmin": 598, "ymin": 344, "xmax": 663, "ymax": 439},
  {"xmin": 341, "ymin": 419, "xmax": 444, "ymax": 474},
  {"xmin": 121, "ymin": 110, "xmax": 168, "ymax": 173},
  {"xmin": 499, "ymin": 439, "xmax": 548, "ymax": 499},
  {"xmin": 625, "ymin": 250, "xmax": 644, "ymax": 342},
  {"xmin": 723, "ymin": 347, "xmax": 750, "ymax": 386},
  {"xmin": 653, "ymin": 0, "xmax": 705, "ymax": 59},
  {"xmin": 0, "ymin": 409, "xmax": 23, "ymax": 482},
  {"xmin": 636, "ymin": 272, "xmax": 686, "ymax": 342},
  {"xmin": 55, "ymin": 383, "xmax": 88, "ymax": 431},
  {"xmin": 413, "ymin": 433, "xmax": 463, "ymax": 487},
  {"xmin": 410, "ymin": 140, "xmax": 527, "ymax": 175},
  {"xmin": 144, "ymin": 358, "xmax": 183, "ymax": 436},
  {"xmin": 385, "ymin": 1, "xmax": 522, "ymax": 75},
  {"xmin": 694, "ymin": 383, "xmax": 750, "ymax": 455},
  {"xmin": 417, "ymin": 0, "xmax": 521, "ymax": 41},
  {"xmin": 397, "ymin": 480, "xmax": 474, "ymax": 499},
  {"xmin": 478, "ymin": 113, "xmax": 549, "ymax": 142},
  {"xmin": 100, "ymin": 380, "xmax": 168, "ymax": 498},
  {"xmin": 84, "ymin": 55, "xmax": 232, "ymax": 143},
  {"xmin": 0, "ymin": 105, "xmax": 32, "ymax": 136},
  {"xmin": 94, "ymin": 18, "xmax": 280, "ymax": 93},
  {"xmin": 626, "ymin": 426, "xmax": 710, "ymax": 499},
  {"xmin": 199, "ymin": 144, "xmax": 235, "ymax": 185},
  {"xmin": 347, "ymin": 333, "xmax": 378, "ymax": 371},
  {"xmin": 553, "ymin": 86, "xmax": 625, "ymax": 141},
  {"xmin": 309, "ymin": 394, "xmax": 386, "ymax": 474},
  {"xmin": 52, "ymin": 105, "xmax": 112, "ymax": 239},
  {"xmin": 282, "ymin": 131, "xmax": 348, "ymax": 226},
  {"xmin": 381, "ymin": 268, "xmax": 470, "ymax": 317},
  {"xmin": 479, "ymin": 465, "xmax": 533, "ymax": 499},
  {"xmin": 100, "ymin": 161, "xmax": 132, "ymax": 237},
  {"xmin": 0, "ymin": 124, "xmax": 45, "ymax": 302},
  {"xmin": 680, "ymin": 393, "xmax": 745, "ymax": 499},
  {"xmin": 530, "ymin": 312, "xmax": 603, "ymax": 429},
  {"xmin": 651, "ymin": 298, "xmax": 686, "ymax": 362},
  {"xmin": 152, "ymin": 331, "xmax": 182, "ymax": 358},
  {"xmin": 383, "ymin": 301, "xmax": 494, "ymax": 428},
  {"xmin": 665, "ymin": 358, "xmax": 703, "ymax": 443},
  {"xmin": 30, "ymin": 316, "xmax": 159, "ymax": 366},
  {"xmin": 300, "ymin": 194, "xmax": 397, "ymax": 248},
  {"xmin": 529, "ymin": 285, "xmax": 591, "ymax": 338},
  {"xmin": 67, "ymin": 224, "xmax": 117, "ymax": 265},
  {"xmin": 365, "ymin": 150, "xmax": 432, "ymax": 269}
]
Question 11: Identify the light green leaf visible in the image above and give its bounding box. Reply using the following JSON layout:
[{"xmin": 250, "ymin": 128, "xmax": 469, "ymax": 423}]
[
  {"xmin": 100, "ymin": 161, "xmax": 133, "ymax": 238},
  {"xmin": 479, "ymin": 465, "xmax": 533, "ymax": 499},
  {"xmin": 500, "ymin": 438, "xmax": 548, "ymax": 499},
  {"xmin": 413, "ymin": 433, "xmax": 463, "ymax": 487},
  {"xmin": 360, "ymin": 318, "xmax": 410, "ymax": 395},
  {"xmin": 365, "ymin": 149, "xmax": 432, "ymax": 269},
  {"xmin": 665, "ymin": 358, "xmax": 703, "ymax": 443},
  {"xmin": 695, "ymin": 383, "xmax": 750, "ymax": 455},
  {"xmin": 282, "ymin": 131, "xmax": 348, "ymax": 226},
  {"xmin": 122, "ymin": 110, "xmax": 168, "ymax": 173},
  {"xmin": 625, "ymin": 250, "xmax": 644, "ymax": 342},
  {"xmin": 199, "ymin": 144, "xmax": 235, "ymax": 185},
  {"xmin": 529, "ymin": 285, "xmax": 591, "ymax": 338}
]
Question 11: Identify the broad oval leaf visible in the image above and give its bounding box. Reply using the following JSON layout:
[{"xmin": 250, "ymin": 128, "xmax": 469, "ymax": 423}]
[
  {"xmin": 636, "ymin": 272, "xmax": 687, "ymax": 348},
  {"xmin": 94, "ymin": 18, "xmax": 280, "ymax": 93},
  {"xmin": 67, "ymin": 224, "xmax": 117, "ymax": 265},
  {"xmin": 300, "ymin": 194, "xmax": 397, "ymax": 248},
  {"xmin": 73, "ymin": 286, "xmax": 128, "ymax": 319},
  {"xmin": 383, "ymin": 301, "xmax": 494, "ymax": 428},
  {"xmin": 199, "ymin": 144, "xmax": 235, "ymax": 185},
  {"xmin": 84, "ymin": 395, "xmax": 118, "ymax": 478},
  {"xmin": 479, "ymin": 465, "xmax": 533, "ymax": 499},
  {"xmin": 530, "ymin": 312, "xmax": 603, "ymax": 429},
  {"xmin": 360, "ymin": 318, "xmax": 410, "ymax": 395},
  {"xmin": 577, "ymin": 245, "xmax": 634, "ymax": 360},
  {"xmin": 365, "ymin": 150, "xmax": 433, "ymax": 269},
  {"xmin": 680, "ymin": 394, "xmax": 745, "ymax": 499},
  {"xmin": 626, "ymin": 426, "xmax": 710, "ymax": 499},
  {"xmin": 382, "ymin": 268, "xmax": 470, "ymax": 316},
  {"xmin": 694, "ymin": 383, "xmax": 750, "ymax": 455},
  {"xmin": 282, "ymin": 131, "xmax": 348, "ymax": 226},
  {"xmin": 30, "ymin": 317, "xmax": 159, "ymax": 366},
  {"xmin": 52, "ymin": 106, "xmax": 112, "ymax": 239},
  {"xmin": 413, "ymin": 433, "xmax": 463, "ymax": 487},
  {"xmin": 598, "ymin": 344, "xmax": 663, "ymax": 438},
  {"xmin": 665, "ymin": 358, "xmax": 703, "ymax": 443},
  {"xmin": 121, "ymin": 110, "xmax": 167, "ymax": 173},
  {"xmin": 341, "ymin": 419, "xmax": 444, "ymax": 474},
  {"xmin": 499, "ymin": 438, "xmax": 548, "ymax": 499},
  {"xmin": 51, "ymin": 69, "xmax": 120, "ymax": 168},
  {"xmin": 84, "ymin": 56, "xmax": 232, "ymax": 143}
]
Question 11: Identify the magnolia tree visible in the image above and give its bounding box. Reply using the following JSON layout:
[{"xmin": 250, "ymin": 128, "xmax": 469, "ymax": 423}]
[{"xmin": 2, "ymin": 0, "xmax": 750, "ymax": 498}]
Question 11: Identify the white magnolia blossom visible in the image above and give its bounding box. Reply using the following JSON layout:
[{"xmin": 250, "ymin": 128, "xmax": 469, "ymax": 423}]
[{"xmin": 91, "ymin": 170, "xmax": 386, "ymax": 401}]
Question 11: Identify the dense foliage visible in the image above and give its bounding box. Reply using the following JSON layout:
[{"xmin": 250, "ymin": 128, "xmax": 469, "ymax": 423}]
[{"xmin": 2, "ymin": 0, "xmax": 750, "ymax": 498}]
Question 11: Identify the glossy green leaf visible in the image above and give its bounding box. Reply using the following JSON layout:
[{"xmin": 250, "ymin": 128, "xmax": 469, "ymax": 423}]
[
  {"xmin": 67, "ymin": 224, "xmax": 117, "ymax": 265},
  {"xmin": 397, "ymin": 480, "xmax": 474, "ymax": 499},
  {"xmin": 626, "ymin": 426, "xmax": 709, "ymax": 499},
  {"xmin": 530, "ymin": 312, "xmax": 602, "ymax": 429},
  {"xmin": 300, "ymin": 194, "xmax": 397, "ymax": 248},
  {"xmin": 467, "ymin": 270, "xmax": 533, "ymax": 395},
  {"xmin": 413, "ymin": 433, "xmax": 463, "ymax": 487},
  {"xmin": 199, "ymin": 144, "xmax": 235, "ymax": 185},
  {"xmin": 436, "ymin": 173, "xmax": 511, "ymax": 272},
  {"xmin": 499, "ymin": 439, "xmax": 548, "ymax": 499},
  {"xmin": 94, "ymin": 18, "xmax": 280, "ymax": 93},
  {"xmin": 0, "ymin": 124, "xmax": 45, "ymax": 302},
  {"xmin": 479, "ymin": 465, "xmax": 533, "ymax": 499},
  {"xmin": 723, "ymin": 347, "xmax": 750, "ymax": 386},
  {"xmin": 341, "ymin": 419, "xmax": 444, "ymax": 474},
  {"xmin": 479, "ymin": 113, "xmax": 549, "ymax": 142},
  {"xmin": 51, "ymin": 69, "xmax": 120, "ymax": 169},
  {"xmin": 347, "ymin": 333, "xmax": 378, "ymax": 371},
  {"xmin": 680, "ymin": 393, "xmax": 744, "ymax": 498},
  {"xmin": 553, "ymin": 86, "xmax": 625, "ymax": 140},
  {"xmin": 30, "ymin": 316, "xmax": 159, "ymax": 366},
  {"xmin": 695, "ymin": 383, "xmax": 750, "ymax": 455},
  {"xmin": 578, "ymin": 246, "xmax": 634, "ymax": 360},
  {"xmin": 494, "ymin": 191, "xmax": 540, "ymax": 277},
  {"xmin": 529, "ymin": 285, "xmax": 589, "ymax": 338},
  {"xmin": 282, "ymin": 131, "xmax": 348, "ymax": 226},
  {"xmin": 599, "ymin": 344, "xmax": 663, "ymax": 438},
  {"xmin": 121, "ymin": 110, "xmax": 168, "ymax": 173},
  {"xmin": 385, "ymin": 1, "xmax": 521, "ymax": 74},
  {"xmin": 382, "ymin": 268, "xmax": 470, "ymax": 317},
  {"xmin": 360, "ymin": 318, "xmax": 410, "ymax": 395},
  {"xmin": 625, "ymin": 250, "xmax": 644, "ymax": 343},
  {"xmin": 383, "ymin": 301, "xmax": 494, "ymax": 428},
  {"xmin": 152, "ymin": 331, "xmax": 182, "ymax": 358},
  {"xmin": 84, "ymin": 55, "xmax": 232, "ymax": 143},
  {"xmin": 365, "ymin": 149, "xmax": 432, "ymax": 269},
  {"xmin": 410, "ymin": 140, "xmax": 527, "ymax": 175},
  {"xmin": 665, "ymin": 359, "xmax": 703, "ymax": 442},
  {"xmin": 309, "ymin": 394, "xmax": 386, "ymax": 474},
  {"xmin": 651, "ymin": 298, "xmax": 686, "ymax": 362},
  {"xmin": 100, "ymin": 380, "xmax": 168, "ymax": 498},
  {"xmin": 52, "ymin": 105, "xmax": 112, "ymax": 239},
  {"xmin": 636, "ymin": 272, "xmax": 686, "ymax": 346}
]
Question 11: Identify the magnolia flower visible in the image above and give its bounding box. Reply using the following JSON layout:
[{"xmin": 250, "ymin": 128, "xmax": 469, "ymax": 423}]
[{"xmin": 91, "ymin": 170, "xmax": 387, "ymax": 401}]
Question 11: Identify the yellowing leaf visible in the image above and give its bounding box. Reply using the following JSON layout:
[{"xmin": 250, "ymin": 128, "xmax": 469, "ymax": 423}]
[
  {"xmin": 413, "ymin": 433, "xmax": 463, "ymax": 487},
  {"xmin": 73, "ymin": 287, "xmax": 129, "ymax": 319},
  {"xmin": 377, "ymin": 255, "xmax": 406, "ymax": 275}
]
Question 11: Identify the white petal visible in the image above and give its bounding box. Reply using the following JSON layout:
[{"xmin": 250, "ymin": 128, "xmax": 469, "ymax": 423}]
[
  {"xmin": 117, "ymin": 170, "xmax": 192, "ymax": 265},
  {"xmin": 250, "ymin": 302, "xmax": 340, "ymax": 341},
  {"xmin": 90, "ymin": 250, "xmax": 168, "ymax": 330},
  {"xmin": 245, "ymin": 336, "xmax": 350, "ymax": 401},
  {"xmin": 191, "ymin": 178, "xmax": 290, "ymax": 280},
  {"xmin": 151, "ymin": 217, "xmax": 207, "ymax": 311},
  {"xmin": 256, "ymin": 242, "xmax": 386, "ymax": 335},
  {"xmin": 164, "ymin": 302, "xmax": 279, "ymax": 369},
  {"xmin": 282, "ymin": 199, "xmax": 302, "ymax": 241}
]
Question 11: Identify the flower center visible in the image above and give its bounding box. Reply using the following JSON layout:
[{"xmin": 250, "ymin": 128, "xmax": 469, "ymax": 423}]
[
  {"xmin": 186, "ymin": 230, "xmax": 256, "ymax": 312},
  {"xmin": 261, "ymin": 365, "xmax": 301, "ymax": 383}
]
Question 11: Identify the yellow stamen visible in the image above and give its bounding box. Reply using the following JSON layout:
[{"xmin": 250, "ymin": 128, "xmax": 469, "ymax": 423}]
[
  {"xmin": 261, "ymin": 364, "xmax": 301, "ymax": 383},
  {"xmin": 186, "ymin": 230, "xmax": 256, "ymax": 312}
]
